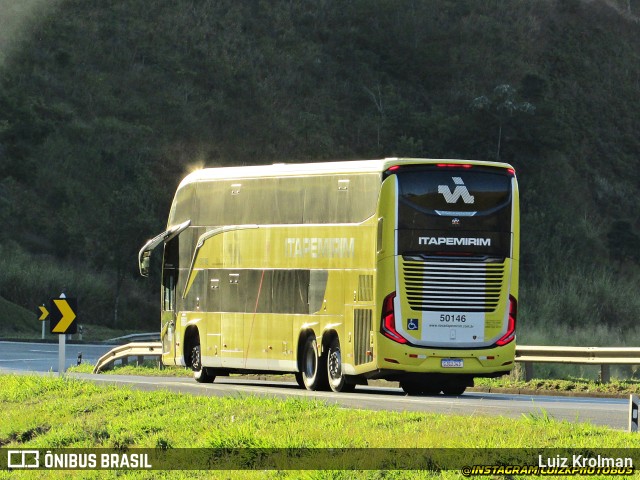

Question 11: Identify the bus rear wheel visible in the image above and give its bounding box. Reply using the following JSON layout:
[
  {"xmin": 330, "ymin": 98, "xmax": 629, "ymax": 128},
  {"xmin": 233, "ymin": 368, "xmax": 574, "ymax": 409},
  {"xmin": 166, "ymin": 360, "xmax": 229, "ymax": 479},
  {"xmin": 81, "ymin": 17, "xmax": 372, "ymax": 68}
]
[
  {"xmin": 191, "ymin": 343, "xmax": 215, "ymax": 384},
  {"xmin": 300, "ymin": 336, "xmax": 328, "ymax": 391},
  {"xmin": 327, "ymin": 337, "xmax": 355, "ymax": 393},
  {"xmin": 442, "ymin": 381, "xmax": 466, "ymax": 396},
  {"xmin": 400, "ymin": 380, "xmax": 422, "ymax": 395},
  {"xmin": 400, "ymin": 380, "xmax": 441, "ymax": 396}
]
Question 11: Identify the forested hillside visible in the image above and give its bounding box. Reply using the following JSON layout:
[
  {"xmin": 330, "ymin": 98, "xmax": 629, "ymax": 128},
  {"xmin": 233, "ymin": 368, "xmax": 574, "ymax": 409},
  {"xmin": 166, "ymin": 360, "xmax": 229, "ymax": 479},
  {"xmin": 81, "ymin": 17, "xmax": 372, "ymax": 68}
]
[{"xmin": 0, "ymin": 0, "xmax": 639, "ymax": 344}]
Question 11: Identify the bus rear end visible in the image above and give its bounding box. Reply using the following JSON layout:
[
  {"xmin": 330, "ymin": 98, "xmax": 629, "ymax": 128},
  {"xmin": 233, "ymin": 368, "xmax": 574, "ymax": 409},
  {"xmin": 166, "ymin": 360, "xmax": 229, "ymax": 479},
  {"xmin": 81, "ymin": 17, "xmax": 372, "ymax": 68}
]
[{"xmin": 375, "ymin": 160, "xmax": 519, "ymax": 395}]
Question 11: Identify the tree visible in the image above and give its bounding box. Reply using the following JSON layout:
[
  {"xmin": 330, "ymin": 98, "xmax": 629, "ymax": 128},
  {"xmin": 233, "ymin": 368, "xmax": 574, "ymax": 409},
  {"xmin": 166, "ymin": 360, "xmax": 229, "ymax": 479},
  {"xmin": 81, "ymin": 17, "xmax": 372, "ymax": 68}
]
[{"xmin": 471, "ymin": 84, "xmax": 535, "ymax": 161}]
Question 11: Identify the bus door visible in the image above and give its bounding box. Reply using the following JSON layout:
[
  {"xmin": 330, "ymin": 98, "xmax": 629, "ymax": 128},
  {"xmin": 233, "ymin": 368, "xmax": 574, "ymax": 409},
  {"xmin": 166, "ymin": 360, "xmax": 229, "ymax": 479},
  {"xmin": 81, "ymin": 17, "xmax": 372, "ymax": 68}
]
[{"xmin": 161, "ymin": 237, "xmax": 179, "ymax": 365}]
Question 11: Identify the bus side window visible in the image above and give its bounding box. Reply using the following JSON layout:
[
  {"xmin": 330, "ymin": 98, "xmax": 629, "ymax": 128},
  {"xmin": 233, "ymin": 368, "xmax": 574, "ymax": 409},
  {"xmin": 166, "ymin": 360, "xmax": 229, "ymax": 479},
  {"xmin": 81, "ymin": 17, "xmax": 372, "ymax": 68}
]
[
  {"xmin": 163, "ymin": 273, "xmax": 175, "ymax": 311},
  {"xmin": 162, "ymin": 238, "xmax": 179, "ymax": 312}
]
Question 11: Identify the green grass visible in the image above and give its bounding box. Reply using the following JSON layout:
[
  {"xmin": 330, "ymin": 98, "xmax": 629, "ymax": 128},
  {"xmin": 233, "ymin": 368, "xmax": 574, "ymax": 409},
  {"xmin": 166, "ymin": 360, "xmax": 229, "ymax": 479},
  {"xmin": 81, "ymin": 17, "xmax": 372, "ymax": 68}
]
[
  {"xmin": 474, "ymin": 376, "xmax": 640, "ymax": 396},
  {"xmin": 71, "ymin": 361, "xmax": 190, "ymax": 377},
  {"xmin": 0, "ymin": 373, "xmax": 637, "ymax": 479}
]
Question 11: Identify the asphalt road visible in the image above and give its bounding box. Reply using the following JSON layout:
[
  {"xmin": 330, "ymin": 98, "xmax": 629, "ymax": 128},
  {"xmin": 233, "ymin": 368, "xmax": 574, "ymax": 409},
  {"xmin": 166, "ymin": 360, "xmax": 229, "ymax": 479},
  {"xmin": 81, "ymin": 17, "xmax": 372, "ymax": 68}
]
[
  {"xmin": 0, "ymin": 340, "xmax": 115, "ymax": 372},
  {"xmin": 70, "ymin": 373, "xmax": 630, "ymax": 430},
  {"xmin": 0, "ymin": 341, "xmax": 631, "ymax": 431}
]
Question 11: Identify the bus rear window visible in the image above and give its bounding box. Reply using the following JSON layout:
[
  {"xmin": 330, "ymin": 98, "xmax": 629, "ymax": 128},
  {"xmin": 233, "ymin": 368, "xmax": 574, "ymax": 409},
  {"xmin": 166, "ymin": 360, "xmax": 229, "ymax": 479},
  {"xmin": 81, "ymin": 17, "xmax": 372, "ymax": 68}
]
[{"xmin": 396, "ymin": 168, "xmax": 512, "ymax": 216}]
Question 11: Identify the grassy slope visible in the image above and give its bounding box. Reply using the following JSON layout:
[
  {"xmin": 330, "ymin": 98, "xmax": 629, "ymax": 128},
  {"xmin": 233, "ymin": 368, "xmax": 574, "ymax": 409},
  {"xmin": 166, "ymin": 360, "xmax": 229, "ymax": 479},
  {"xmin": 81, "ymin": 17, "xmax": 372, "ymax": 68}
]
[
  {"xmin": 0, "ymin": 374, "xmax": 636, "ymax": 479},
  {"xmin": 0, "ymin": 295, "xmax": 38, "ymax": 337}
]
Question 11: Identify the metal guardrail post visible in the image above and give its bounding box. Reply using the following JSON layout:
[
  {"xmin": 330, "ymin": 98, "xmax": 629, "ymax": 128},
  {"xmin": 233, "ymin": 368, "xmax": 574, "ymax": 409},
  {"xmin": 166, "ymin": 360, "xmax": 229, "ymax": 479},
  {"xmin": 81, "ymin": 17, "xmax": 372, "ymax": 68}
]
[
  {"xmin": 524, "ymin": 362, "xmax": 534, "ymax": 382},
  {"xmin": 600, "ymin": 364, "xmax": 610, "ymax": 383}
]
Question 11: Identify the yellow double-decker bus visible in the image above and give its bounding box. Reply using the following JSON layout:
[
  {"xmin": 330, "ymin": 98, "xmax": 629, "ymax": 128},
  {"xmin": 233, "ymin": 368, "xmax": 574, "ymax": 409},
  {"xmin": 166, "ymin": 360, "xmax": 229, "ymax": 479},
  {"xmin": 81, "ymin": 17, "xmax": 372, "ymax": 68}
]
[{"xmin": 139, "ymin": 158, "xmax": 519, "ymax": 395}]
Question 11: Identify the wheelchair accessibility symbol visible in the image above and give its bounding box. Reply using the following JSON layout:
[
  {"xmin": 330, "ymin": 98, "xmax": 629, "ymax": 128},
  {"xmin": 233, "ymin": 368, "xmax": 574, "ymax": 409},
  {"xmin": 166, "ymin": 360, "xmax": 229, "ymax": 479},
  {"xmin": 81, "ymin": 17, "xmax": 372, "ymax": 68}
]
[{"xmin": 407, "ymin": 318, "xmax": 419, "ymax": 331}]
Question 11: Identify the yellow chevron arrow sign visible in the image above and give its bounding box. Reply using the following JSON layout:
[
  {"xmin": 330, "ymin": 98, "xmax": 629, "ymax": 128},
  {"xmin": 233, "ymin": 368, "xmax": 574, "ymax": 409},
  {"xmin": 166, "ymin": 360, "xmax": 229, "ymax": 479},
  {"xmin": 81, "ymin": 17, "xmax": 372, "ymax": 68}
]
[
  {"xmin": 49, "ymin": 298, "xmax": 78, "ymax": 334},
  {"xmin": 38, "ymin": 305, "xmax": 49, "ymax": 321}
]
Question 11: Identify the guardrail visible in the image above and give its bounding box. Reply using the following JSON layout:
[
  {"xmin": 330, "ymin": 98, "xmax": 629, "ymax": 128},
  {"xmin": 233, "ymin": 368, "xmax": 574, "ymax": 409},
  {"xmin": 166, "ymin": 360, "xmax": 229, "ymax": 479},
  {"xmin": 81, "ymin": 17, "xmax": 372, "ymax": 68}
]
[
  {"xmin": 102, "ymin": 332, "xmax": 160, "ymax": 344},
  {"xmin": 92, "ymin": 342, "xmax": 162, "ymax": 373},
  {"xmin": 515, "ymin": 346, "xmax": 640, "ymax": 383},
  {"xmin": 92, "ymin": 342, "xmax": 640, "ymax": 382}
]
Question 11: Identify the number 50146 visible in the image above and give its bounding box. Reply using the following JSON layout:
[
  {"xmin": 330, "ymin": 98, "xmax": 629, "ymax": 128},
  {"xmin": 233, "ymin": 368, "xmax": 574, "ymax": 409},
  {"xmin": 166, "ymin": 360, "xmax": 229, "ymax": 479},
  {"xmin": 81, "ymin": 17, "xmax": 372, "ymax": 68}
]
[{"xmin": 439, "ymin": 314, "xmax": 466, "ymax": 323}]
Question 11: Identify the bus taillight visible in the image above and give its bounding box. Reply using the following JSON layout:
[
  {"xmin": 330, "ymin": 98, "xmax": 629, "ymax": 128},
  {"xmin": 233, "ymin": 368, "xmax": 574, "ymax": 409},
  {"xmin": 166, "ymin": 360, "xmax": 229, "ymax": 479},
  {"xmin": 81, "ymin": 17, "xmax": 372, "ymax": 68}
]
[
  {"xmin": 380, "ymin": 292, "xmax": 407, "ymax": 344},
  {"xmin": 496, "ymin": 295, "xmax": 517, "ymax": 346},
  {"xmin": 436, "ymin": 163, "xmax": 472, "ymax": 169}
]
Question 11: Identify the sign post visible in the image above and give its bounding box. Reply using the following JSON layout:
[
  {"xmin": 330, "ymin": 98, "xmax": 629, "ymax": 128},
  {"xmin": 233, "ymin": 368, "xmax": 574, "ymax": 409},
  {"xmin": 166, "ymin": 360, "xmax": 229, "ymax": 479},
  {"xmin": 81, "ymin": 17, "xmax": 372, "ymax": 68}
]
[
  {"xmin": 58, "ymin": 333, "xmax": 66, "ymax": 377},
  {"xmin": 38, "ymin": 304, "xmax": 48, "ymax": 340},
  {"xmin": 38, "ymin": 296, "xmax": 78, "ymax": 376}
]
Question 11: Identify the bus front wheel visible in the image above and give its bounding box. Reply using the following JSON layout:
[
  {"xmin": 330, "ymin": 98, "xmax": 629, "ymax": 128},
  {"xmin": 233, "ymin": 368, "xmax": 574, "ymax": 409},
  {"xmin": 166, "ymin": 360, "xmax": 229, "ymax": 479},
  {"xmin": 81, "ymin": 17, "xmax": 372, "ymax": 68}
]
[{"xmin": 191, "ymin": 342, "xmax": 215, "ymax": 384}]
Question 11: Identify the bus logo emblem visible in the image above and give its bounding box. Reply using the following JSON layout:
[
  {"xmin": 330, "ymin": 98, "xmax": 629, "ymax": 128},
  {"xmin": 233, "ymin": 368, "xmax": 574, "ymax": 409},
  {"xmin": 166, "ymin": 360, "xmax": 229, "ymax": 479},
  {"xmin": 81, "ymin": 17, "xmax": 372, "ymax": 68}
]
[
  {"xmin": 438, "ymin": 177, "xmax": 475, "ymax": 204},
  {"xmin": 407, "ymin": 318, "xmax": 419, "ymax": 330}
]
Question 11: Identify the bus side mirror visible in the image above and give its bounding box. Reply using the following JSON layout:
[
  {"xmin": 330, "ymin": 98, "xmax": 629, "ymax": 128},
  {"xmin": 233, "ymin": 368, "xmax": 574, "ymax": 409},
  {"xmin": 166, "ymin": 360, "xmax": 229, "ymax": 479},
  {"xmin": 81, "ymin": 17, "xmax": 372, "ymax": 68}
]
[{"xmin": 140, "ymin": 251, "xmax": 151, "ymax": 277}]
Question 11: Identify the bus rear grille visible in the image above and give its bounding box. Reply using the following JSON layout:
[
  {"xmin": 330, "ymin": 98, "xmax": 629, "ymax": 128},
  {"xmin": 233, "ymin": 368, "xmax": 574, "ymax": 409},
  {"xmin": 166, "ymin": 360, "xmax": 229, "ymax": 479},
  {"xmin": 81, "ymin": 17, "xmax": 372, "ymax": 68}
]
[
  {"xmin": 357, "ymin": 275, "xmax": 374, "ymax": 302},
  {"xmin": 403, "ymin": 260, "xmax": 505, "ymax": 312}
]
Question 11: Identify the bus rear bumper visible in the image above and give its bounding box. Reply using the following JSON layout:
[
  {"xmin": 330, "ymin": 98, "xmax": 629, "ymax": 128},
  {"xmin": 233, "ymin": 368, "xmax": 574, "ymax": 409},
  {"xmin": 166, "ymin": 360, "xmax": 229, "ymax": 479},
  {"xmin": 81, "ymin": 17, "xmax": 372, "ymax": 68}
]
[{"xmin": 372, "ymin": 340, "xmax": 516, "ymax": 378}]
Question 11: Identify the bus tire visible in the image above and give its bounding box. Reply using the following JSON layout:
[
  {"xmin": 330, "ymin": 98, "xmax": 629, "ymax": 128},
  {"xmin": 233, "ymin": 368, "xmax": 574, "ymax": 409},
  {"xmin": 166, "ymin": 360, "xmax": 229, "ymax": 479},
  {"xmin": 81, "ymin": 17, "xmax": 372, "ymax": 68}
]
[
  {"xmin": 442, "ymin": 381, "xmax": 466, "ymax": 396},
  {"xmin": 191, "ymin": 342, "xmax": 215, "ymax": 384},
  {"xmin": 422, "ymin": 385, "xmax": 443, "ymax": 395},
  {"xmin": 400, "ymin": 376, "xmax": 442, "ymax": 395},
  {"xmin": 327, "ymin": 337, "xmax": 355, "ymax": 393},
  {"xmin": 300, "ymin": 335, "xmax": 327, "ymax": 391},
  {"xmin": 400, "ymin": 380, "xmax": 424, "ymax": 395}
]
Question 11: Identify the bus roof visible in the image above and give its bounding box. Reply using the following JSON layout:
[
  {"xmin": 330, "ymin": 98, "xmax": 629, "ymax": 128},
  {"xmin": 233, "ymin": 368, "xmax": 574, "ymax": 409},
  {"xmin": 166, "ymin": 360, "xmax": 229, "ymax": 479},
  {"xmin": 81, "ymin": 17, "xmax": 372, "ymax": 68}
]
[{"xmin": 177, "ymin": 158, "xmax": 514, "ymax": 188}]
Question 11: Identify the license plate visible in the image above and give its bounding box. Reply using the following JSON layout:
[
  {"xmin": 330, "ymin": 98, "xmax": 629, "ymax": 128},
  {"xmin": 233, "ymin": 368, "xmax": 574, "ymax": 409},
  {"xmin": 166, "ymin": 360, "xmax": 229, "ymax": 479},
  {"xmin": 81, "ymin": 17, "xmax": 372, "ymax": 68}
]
[{"xmin": 441, "ymin": 359, "xmax": 463, "ymax": 368}]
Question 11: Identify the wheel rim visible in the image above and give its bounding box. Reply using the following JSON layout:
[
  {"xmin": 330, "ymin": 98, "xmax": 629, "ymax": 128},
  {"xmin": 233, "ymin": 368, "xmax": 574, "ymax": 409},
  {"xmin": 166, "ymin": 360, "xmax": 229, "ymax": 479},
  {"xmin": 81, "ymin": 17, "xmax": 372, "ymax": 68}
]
[
  {"xmin": 328, "ymin": 347, "xmax": 342, "ymax": 383},
  {"xmin": 191, "ymin": 344, "xmax": 201, "ymax": 371}
]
